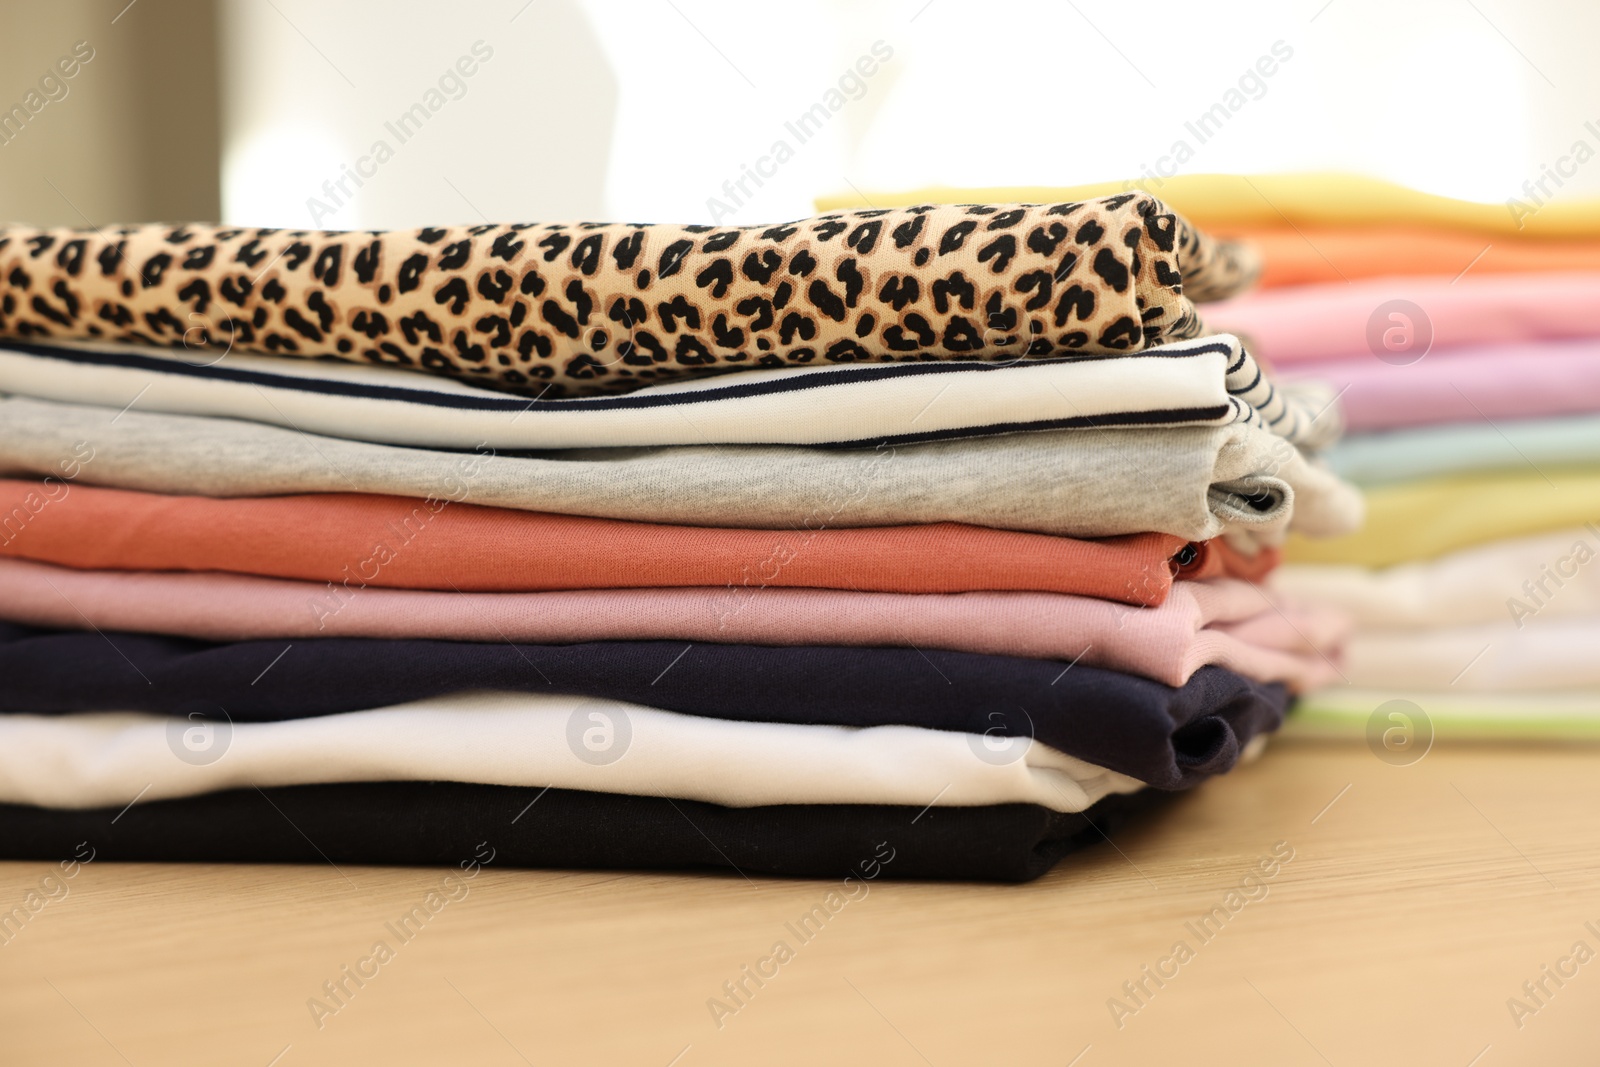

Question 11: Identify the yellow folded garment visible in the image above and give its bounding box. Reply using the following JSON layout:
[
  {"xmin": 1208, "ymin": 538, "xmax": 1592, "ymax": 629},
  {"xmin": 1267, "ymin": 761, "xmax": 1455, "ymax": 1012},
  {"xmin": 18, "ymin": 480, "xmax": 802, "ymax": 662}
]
[
  {"xmin": 817, "ymin": 172, "xmax": 1600, "ymax": 239},
  {"xmin": 1284, "ymin": 466, "xmax": 1600, "ymax": 567}
]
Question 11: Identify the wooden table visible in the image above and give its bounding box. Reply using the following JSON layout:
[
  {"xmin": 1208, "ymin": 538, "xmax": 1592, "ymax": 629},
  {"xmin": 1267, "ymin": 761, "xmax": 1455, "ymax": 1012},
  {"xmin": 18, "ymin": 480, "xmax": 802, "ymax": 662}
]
[{"xmin": 4, "ymin": 741, "xmax": 1597, "ymax": 1065}]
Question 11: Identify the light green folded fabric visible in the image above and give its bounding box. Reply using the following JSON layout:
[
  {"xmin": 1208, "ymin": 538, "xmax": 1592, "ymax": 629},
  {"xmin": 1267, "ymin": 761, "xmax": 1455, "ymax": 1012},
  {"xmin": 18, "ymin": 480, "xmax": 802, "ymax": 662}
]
[
  {"xmin": 1326, "ymin": 413, "xmax": 1600, "ymax": 487},
  {"xmin": 1285, "ymin": 688, "xmax": 1600, "ymax": 743}
]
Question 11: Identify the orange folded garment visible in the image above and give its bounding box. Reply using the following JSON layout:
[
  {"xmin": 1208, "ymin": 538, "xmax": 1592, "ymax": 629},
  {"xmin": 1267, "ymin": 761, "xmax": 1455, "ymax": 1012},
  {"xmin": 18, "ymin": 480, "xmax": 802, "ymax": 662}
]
[
  {"xmin": 1233, "ymin": 226, "xmax": 1600, "ymax": 289},
  {"xmin": 0, "ymin": 480, "xmax": 1274, "ymax": 604}
]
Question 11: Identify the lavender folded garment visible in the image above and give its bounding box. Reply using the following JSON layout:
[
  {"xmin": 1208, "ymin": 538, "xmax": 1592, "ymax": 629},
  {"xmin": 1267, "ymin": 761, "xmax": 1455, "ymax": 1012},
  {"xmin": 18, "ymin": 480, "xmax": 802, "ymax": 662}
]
[
  {"xmin": 1207, "ymin": 273, "xmax": 1600, "ymax": 364},
  {"xmin": 1280, "ymin": 339, "xmax": 1600, "ymax": 432},
  {"xmin": 0, "ymin": 558, "xmax": 1349, "ymax": 691}
]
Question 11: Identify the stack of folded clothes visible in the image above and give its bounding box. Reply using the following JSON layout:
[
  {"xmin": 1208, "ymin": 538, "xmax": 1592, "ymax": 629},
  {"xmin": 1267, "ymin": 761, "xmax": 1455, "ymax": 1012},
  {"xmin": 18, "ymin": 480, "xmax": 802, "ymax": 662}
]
[
  {"xmin": 824, "ymin": 174, "xmax": 1600, "ymax": 747},
  {"xmin": 1155, "ymin": 174, "xmax": 1600, "ymax": 742},
  {"xmin": 1210, "ymin": 272, "xmax": 1600, "ymax": 741},
  {"xmin": 0, "ymin": 195, "xmax": 1359, "ymax": 880}
]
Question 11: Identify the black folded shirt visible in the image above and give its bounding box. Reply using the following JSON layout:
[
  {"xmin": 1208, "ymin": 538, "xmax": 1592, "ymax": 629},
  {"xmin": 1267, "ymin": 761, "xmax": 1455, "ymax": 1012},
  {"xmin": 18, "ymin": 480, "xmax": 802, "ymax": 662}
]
[
  {"xmin": 0, "ymin": 781, "xmax": 1181, "ymax": 882},
  {"xmin": 0, "ymin": 624, "xmax": 1287, "ymax": 790}
]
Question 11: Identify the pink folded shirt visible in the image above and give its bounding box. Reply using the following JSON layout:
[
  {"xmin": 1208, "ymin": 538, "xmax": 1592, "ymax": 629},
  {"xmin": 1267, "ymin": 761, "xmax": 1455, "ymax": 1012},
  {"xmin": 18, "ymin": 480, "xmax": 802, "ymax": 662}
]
[
  {"xmin": 0, "ymin": 557, "xmax": 1348, "ymax": 693},
  {"xmin": 1280, "ymin": 339, "xmax": 1600, "ymax": 432},
  {"xmin": 1208, "ymin": 272, "xmax": 1600, "ymax": 365}
]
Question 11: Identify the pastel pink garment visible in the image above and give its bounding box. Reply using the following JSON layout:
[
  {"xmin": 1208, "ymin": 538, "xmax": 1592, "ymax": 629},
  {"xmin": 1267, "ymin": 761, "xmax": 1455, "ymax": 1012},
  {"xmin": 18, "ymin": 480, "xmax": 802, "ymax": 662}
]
[
  {"xmin": 0, "ymin": 557, "xmax": 1348, "ymax": 692},
  {"xmin": 1281, "ymin": 340, "xmax": 1600, "ymax": 432},
  {"xmin": 1207, "ymin": 273, "xmax": 1600, "ymax": 364}
]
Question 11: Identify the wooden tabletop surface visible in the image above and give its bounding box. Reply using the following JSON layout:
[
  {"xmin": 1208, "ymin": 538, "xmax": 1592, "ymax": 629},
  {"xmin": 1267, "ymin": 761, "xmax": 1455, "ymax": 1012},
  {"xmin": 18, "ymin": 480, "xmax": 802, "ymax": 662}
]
[{"xmin": 3, "ymin": 740, "xmax": 1597, "ymax": 1066}]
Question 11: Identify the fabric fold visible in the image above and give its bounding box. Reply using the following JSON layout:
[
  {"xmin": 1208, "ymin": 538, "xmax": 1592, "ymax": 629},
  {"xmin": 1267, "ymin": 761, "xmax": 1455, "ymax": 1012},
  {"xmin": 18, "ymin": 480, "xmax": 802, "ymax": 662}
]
[
  {"xmin": 0, "ymin": 559, "xmax": 1348, "ymax": 690},
  {"xmin": 1342, "ymin": 614, "xmax": 1600, "ymax": 692},
  {"xmin": 1233, "ymin": 227, "xmax": 1600, "ymax": 290},
  {"xmin": 1289, "ymin": 687, "xmax": 1600, "ymax": 742},
  {"xmin": 0, "ymin": 624, "xmax": 1289, "ymax": 790},
  {"xmin": 0, "ymin": 479, "xmax": 1266, "ymax": 602},
  {"xmin": 1285, "ymin": 466, "xmax": 1600, "ymax": 567},
  {"xmin": 0, "ymin": 396, "xmax": 1361, "ymax": 543},
  {"xmin": 1208, "ymin": 274, "xmax": 1600, "ymax": 365},
  {"xmin": 1325, "ymin": 413, "xmax": 1600, "ymax": 486},
  {"xmin": 0, "ymin": 783, "xmax": 1175, "ymax": 882},
  {"xmin": 0, "ymin": 692, "xmax": 1147, "ymax": 811},
  {"xmin": 816, "ymin": 173, "xmax": 1600, "ymax": 239},
  {"xmin": 1280, "ymin": 340, "xmax": 1600, "ymax": 434},
  {"xmin": 0, "ymin": 196, "xmax": 1254, "ymax": 398},
  {"xmin": 0, "ymin": 333, "xmax": 1331, "ymax": 450},
  {"xmin": 1274, "ymin": 527, "xmax": 1600, "ymax": 629}
]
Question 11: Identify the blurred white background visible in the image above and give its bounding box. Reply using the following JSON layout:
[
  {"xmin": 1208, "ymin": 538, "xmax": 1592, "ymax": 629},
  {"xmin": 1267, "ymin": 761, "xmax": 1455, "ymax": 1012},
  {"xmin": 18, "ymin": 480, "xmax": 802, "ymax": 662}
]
[{"xmin": 4, "ymin": 0, "xmax": 1599, "ymax": 227}]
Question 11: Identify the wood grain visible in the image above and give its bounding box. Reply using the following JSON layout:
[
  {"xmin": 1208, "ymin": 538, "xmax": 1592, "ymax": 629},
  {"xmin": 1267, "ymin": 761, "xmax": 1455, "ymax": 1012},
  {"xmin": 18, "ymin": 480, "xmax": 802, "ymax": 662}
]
[{"xmin": 2, "ymin": 741, "xmax": 1598, "ymax": 1065}]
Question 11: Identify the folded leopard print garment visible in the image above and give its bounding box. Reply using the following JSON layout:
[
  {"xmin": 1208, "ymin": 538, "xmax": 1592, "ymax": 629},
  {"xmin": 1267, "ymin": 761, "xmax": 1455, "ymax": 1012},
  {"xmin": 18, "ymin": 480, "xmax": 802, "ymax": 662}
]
[{"xmin": 0, "ymin": 194, "xmax": 1258, "ymax": 398}]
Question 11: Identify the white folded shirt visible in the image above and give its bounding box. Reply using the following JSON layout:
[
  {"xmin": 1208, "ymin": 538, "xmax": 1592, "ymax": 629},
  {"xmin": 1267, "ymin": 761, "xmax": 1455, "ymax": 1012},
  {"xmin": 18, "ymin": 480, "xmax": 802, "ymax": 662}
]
[
  {"xmin": 0, "ymin": 690, "xmax": 1143, "ymax": 812},
  {"xmin": 1343, "ymin": 613, "xmax": 1600, "ymax": 692},
  {"xmin": 1273, "ymin": 525, "xmax": 1600, "ymax": 630},
  {"xmin": 0, "ymin": 332, "xmax": 1332, "ymax": 450}
]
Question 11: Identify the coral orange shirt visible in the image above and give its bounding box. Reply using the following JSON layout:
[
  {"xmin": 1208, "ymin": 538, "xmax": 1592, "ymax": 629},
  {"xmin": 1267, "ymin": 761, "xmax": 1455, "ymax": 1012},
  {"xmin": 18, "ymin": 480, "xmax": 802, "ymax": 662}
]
[
  {"xmin": 0, "ymin": 480, "xmax": 1275, "ymax": 604},
  {"xmin": 1234, "ymin": 226, "xmax": 1600, "ymax": 289}
]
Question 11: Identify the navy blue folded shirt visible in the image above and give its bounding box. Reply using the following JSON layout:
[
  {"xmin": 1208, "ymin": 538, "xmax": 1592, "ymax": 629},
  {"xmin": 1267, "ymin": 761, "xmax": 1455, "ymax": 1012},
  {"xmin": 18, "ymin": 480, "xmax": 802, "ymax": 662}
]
[{"xmin": 0, "ymin": 623, "xmax": 1287, "ymax": 790}]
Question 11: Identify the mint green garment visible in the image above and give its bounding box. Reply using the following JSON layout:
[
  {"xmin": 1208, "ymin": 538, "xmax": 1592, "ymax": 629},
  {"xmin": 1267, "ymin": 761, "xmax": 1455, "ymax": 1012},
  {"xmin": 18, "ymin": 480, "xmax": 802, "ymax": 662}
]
[
  {"xmin": 1325, "ymin": 413, "xmax": 1600, "ymax": 487},
  {"xmin": 1284, "ymin": 688, "xmax": 1600, "ymax": 743}
]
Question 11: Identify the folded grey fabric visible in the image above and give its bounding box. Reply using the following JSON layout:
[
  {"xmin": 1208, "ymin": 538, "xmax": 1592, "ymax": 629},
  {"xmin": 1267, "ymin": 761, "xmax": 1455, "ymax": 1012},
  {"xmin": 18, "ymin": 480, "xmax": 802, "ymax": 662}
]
[
  {"xmin": 0, "ymin": 394, "xmax": 1361, "ymax": 542},
  {"xmin": 0, "ymin": 333, "xmax": 1335, "ymax": 450}
]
